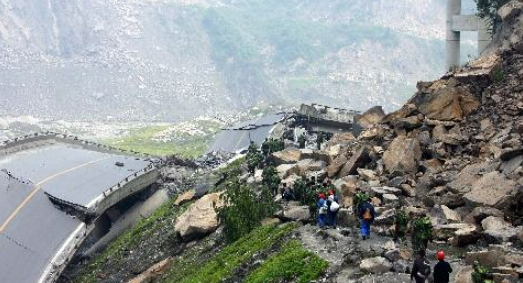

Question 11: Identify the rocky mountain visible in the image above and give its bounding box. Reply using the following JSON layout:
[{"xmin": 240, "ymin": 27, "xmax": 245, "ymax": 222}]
[{"xmin": 0, "ymin": 0, "xmax": 476, "ymax": 121}]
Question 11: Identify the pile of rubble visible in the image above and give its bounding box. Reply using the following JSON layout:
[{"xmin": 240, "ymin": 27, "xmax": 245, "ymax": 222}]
[{"xmin": 244, "ymin": 2, "xmax": 523, "ymax": 281}]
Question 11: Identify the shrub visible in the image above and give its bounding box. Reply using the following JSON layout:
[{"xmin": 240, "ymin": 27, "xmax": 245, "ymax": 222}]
[{"xmin": 217, "ymin": 178, "xmax": 278, "ymax": 243}]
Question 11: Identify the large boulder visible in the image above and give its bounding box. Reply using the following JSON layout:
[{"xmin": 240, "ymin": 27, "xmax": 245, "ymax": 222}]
[
  {"xmin": 327, "ymin": 153, "xmax": 349, "ymax": 178},
  {"xmin": 450, "ymin": 225, "xmax": 481, "ymax": 246},
  {"xmin": 335, "ymin": 176, "xmax": 359, "ymax": 207},
  {"xmin": 174, "ymin": 190, "xmax": 196, "ymax": 206},
  {"xmin": 454, "ymin": 266, "xmax": 474, "ymax": 283},
  {"xmin": 466, "ymin": 207, "xmax": 504, "ymax": 224},
  {"xmin": 277, "ymin": 164, "xmax": 300, "ymax": 179},
  {"xmin": 356, "ymin": 106, "xmax": 386, "ymax": 129},
  {"xmin": 281, "ymin": 205, "xmax": 311, "ymax": 222},
  {"xmin": 338, "ymin": 146, "xmax": 372, "ymax": 177},
  {"xmin": 383, "ymin": 136, "xmax": 422, "ymax": 175},
  {"xmin": 432, "ymin": 205, "xmax": 462, "ymax": 224},
  {"xmin": 128, "ymin": 258, "xmax": 172, "ymax": 283},
  {"xmin": 463, "ymin": 171, "xmax": 518, "ymax": 208},
  {"xmin": 174, "ymin": 192, "xmax": 224, "ymax": 241},
  {"xmin": 465, "ymin": 250, "xmax": 506, "ymax": 268},
  {"xmin": 409, "ymin": 82, "xmax": 480, "ymax": 121},
  {"xmin": 296, "ymin": 159, "xmax": 326, "ymax": 174},
  {"xmin": 357, "ymin": 168, "xmax": 378, "ymax": 182},
  {"xmin": 359, "ymin": 257, "xmax": 392, "ymax": 274},
  {"xmin": 481, "ymin": 216, "xmax": 519, "ymax": 243},
  {"xmin": 447, "ymin": 162, "xmax": 499, "ymax": 194},
  {"xmin": 433, "ymin": 223, "xmax": 478, "ymax": 241},
  {"xmin": 271, "ymin": 149, "xmax": 302, "ymax": 165}
]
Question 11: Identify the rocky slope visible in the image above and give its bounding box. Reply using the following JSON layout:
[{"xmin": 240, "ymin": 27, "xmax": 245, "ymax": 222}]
[{"xmin": 0, "ymin": 0, "xmax": 477, "ymax": 121}]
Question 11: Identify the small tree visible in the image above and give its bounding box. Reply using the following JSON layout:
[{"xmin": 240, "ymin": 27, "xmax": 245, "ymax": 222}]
[
  {"xmin": 262, "ymin": 165, "xmax": 281, "ymax": 194},
  {"xmin": 217, "ymin": 178, "xmax": 278, "ymax": 243},
  {"xmin": 472, "ymin": 261, "xmax": 494, "ymax": 283},
  {"xmin": 475, "ymin": 0, "xmax": 510, "ymax": 32},
  {"xmin": 411, "ymin": 217, "xmax": 433, "ymax": 252},
  {"xmin": 394, "ymin": 209, "xmax": 409, "ymax": 241}
]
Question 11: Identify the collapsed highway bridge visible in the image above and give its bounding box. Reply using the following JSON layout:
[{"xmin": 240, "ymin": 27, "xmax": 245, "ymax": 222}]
[{"xmin": 0, "ymin": 133, "xmax": 159, "ymax": 283}]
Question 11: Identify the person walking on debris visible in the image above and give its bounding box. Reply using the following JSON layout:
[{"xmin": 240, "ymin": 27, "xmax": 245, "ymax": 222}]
[
  {"xmin": 316, "ymin": 132, "xmax": 324, "ymax": 150},
  {"xmin": 358, "ymin": 196, "xmax": 375, "ymax": 240},
  {"xmin": 281, "ymin": 183, "xmax": 294, "ymax": 202},
  {"xmin": 298, "ymin": 133, "xmax": 306, "ymax": 149},
  {"xmin": 433, "ymin": 251, "xmax": 452, "ymax": 283},
  {"xmin": 317, "ymin": 193, "xmax": 328, "ymax": 228},
  {"xmin": 411, "ymin": 250, "xmax": 431, "ymax": 283},
  {"xmin": 326, "ymin": 190, "xmax": 340, "ymax": 228},
  {"xmin": 261, "ymin": 138, "xmax": 270, "ymax": 156}
]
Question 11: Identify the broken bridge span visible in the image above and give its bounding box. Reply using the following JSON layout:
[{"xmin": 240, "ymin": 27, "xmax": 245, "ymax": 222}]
[{"xmin": 0, "ymin": 133, "xmax": 160, "ymax": 283}]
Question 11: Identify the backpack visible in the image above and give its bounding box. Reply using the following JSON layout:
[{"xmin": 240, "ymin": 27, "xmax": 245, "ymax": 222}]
[
  {"xmin": 421, "ymin": 261, "xmax": 431, "ymax": 277},
  {"xmin": 330, "ymin": 201, "xmax": 340, "ymax": 212},
  {"xmin": 363, "ymin": 208, "xmax": 372, "ymax": 221}
]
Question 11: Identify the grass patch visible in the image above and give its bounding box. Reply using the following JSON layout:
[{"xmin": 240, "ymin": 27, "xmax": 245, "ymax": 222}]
[
  {"xmin": 104, "ymin": 122, "xmax": 220, "ymax": 159},
  {"xmin": 245, "ymin": 240, "xmax": 329, "ymax": 283},
  {"xmin": 162, "ymin": 224, "xmax": 297, "ymax": 283},
  {"xmin": 74, "ymin": 199, "xmax": 190, "ymax": 283},
  {"xmin": 106, "ymin": 125, "xmax": 177, "ymax": 157}
]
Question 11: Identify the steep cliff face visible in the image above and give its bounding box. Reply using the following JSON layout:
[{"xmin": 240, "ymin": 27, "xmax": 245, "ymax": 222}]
[{"xmin": 0, "ymin": 0, "xmax": 473, "ymax": 121}]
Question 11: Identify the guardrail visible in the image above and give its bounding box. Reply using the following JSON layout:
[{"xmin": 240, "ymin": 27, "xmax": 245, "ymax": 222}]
[{"xmin": 0, "ymin": 132, "xmax": 159, "ymax": 159}]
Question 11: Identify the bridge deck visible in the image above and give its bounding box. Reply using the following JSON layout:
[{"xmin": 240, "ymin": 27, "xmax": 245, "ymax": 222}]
[{"xmin": 0, "ymin": 140, "xmax": 155, "ymax": 283}]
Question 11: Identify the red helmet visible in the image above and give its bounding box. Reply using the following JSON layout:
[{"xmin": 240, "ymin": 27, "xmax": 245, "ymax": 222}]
[
  {"xmin": 437, "ymin": 251, "xmax": 445, "ymax": 261},
  {"xmin": 318, "ymin": 193, "xmax": 326, "ymax": 199}
]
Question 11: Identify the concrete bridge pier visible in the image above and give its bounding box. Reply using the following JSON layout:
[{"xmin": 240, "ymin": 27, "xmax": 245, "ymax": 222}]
[
  {"xmin": 446, "ymin": 0, "xmax": 461, "ymax": 70},
  {"xmin": 446, "ymin": 0, "xmax": 492, "ymax": 70}
]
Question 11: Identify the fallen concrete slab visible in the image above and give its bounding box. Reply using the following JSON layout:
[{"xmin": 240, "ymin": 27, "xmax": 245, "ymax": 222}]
[{"xmin": 208, "ymin": 114, "xmax": 285, "ymax": 154}]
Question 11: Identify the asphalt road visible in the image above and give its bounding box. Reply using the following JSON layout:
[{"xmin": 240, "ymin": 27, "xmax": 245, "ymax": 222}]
[
  {"xmin": 208, "ymin": 114, "xmax": 284, "ymax": 153},
  {"xmin": 0, "ymin": 143, "xmax": 153, "ymax": 283}
]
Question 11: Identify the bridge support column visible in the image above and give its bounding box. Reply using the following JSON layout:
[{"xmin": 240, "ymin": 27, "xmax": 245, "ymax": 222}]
[{"xmin": 446, "ymin": 0, "xmax": 461, "ymax": 70}]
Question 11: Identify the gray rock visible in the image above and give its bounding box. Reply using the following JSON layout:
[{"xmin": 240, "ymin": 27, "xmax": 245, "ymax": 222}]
[
  {"xmin": 383, "ymin": 136, "xmax": 422, "ymax": 175},
  {"xmin": 481, "ymin": 216, "xmax": 518, "ymax": 243},
  {"xmin": 463, "ymin": 171, "xmax": 518, "ymax": 209},
  {"xmin": 359, "ymin": 257, "xmax": 392, "ymax": 274},
  {"xmin": 281, "ymin": 205, "xmax": 311, "ymax": 222},
  {"xmin": 468, "ymin": 207, "xmax": 504, "ymax": 224}
]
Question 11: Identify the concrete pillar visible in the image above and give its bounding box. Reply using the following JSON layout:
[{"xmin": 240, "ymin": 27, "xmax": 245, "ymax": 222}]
[
  {"xmin": 478, "ymin": 19, "xmax": 491, "ymax": 55},
  {"xmin": 446, "ymin": 0, "xmax": 461, "ymax": 70}
]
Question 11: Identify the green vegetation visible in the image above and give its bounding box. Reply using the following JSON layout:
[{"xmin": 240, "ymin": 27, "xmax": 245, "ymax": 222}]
[
  {"xmin": 411, "ymin": 217, "xmax": 434, "ymax": 252},
  {"xmin": 475, "ymin": 0, "xmax": 510, "ymax": 31},
  {"xmin": 472, "ymin": 262, "xmax": 494, "ymax": 283},
  {"xmin": 162, "ymin": 224, "xmax": 297, "ymax": 283},
  {"xmin": 217, "ymin": 178, "xmax": 278, "ymax": 243},
  {"xmin": 104, "ymin": 120, "xmax": 222, "ymax": 159},
  {"xmin": 394, "ymin": 209, "xmax": 409, "ymax": 240},
  {"xmin": 353, "ymin": 192, "xmax": 370, "ymax": 213},
  {"xmin": 213, "ymin": 156, "xmax": 246, "ymax": 192},
  {"xmin": 75, "ymin": 199, "xmax": 191, "ymax": 283},
  {"xmin": 245, "ymin": 240, "xmax": 329, "ymax": 283},
  {"xmin": 262, "ymin": 166, "xmax": 281, "ymax": 193},
  {"xmin": 492, "ymin": 66, "xmax": 504, "ymax": 83}
]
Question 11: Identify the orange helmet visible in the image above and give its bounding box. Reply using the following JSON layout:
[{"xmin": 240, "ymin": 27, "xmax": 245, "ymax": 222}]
[{"xmin": 437, "ymin": 251, "xmax": 445, "ymax": 261}]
